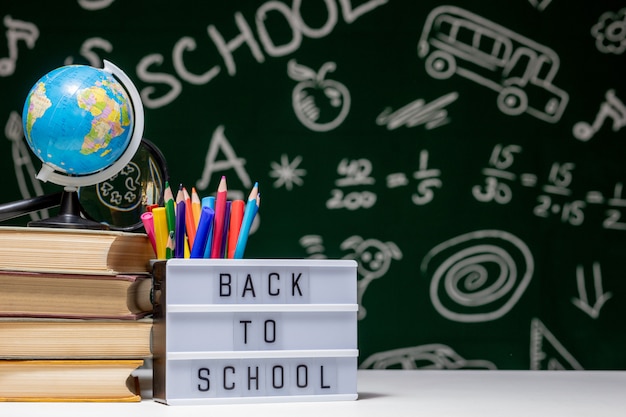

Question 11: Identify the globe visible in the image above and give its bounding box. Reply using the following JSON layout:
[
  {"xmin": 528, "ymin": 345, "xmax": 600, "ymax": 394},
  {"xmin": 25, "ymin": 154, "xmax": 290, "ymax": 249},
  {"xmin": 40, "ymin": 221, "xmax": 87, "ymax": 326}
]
[
  {"xmin": 22, "ymin": 64, "xmax": 135, "ymax": 181},
  {"xmin": 18, "ymin": 60, "xmax": 145, "ymax": 229}
]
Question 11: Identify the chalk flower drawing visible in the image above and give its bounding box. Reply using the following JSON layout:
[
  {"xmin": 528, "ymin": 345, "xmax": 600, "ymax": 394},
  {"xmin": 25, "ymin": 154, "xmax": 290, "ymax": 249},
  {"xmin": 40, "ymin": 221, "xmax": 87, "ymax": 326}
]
[
  {"xmin": 269, "ymin": 154, "xmax": 306, "ymax": 190},
  {"xmin": 591, "ymin": 8, "xmax": 626, "ymax": 55}
]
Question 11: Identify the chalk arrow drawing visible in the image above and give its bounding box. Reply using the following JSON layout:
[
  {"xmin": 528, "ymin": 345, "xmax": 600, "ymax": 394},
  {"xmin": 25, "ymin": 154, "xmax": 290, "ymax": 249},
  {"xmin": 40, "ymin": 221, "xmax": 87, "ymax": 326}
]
[{"xmin": 571, "ymin": 262, "xmax": 612, "ymax": 319}]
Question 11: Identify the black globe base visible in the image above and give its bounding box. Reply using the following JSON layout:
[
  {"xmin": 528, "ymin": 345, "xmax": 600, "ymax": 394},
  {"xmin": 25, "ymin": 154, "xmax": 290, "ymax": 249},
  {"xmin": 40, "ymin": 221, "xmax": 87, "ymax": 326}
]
[{"xmin": 28, "ymin": 189, "xmax": 109, "ymax": 230}]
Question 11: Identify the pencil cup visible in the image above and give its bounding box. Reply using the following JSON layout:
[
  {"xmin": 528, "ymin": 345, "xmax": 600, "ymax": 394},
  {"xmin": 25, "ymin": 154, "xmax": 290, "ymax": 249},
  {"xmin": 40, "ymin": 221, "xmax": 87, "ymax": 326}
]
[{"xmin": 152, "ymin": 258, "xmax": 358, "ymax": 405}]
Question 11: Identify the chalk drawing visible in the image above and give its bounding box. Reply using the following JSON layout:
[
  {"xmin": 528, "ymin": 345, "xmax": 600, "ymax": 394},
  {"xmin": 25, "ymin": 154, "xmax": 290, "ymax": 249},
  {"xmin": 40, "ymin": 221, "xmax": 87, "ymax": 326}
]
[
  {"xmin": 0, "ymin": 15, "xmax": 39, "ymax": 77},
  {"xmin": 571, "ymin": 262, "xmax": 612, "ymax": 319},
  {"xmin": 4, "ymin": 111, "xmax": 48, "ymax": 221},
  {"xmin": 269, "ymin": 154, "xmax": 306, "ymax": 190},
  {"xmin": 341, "ymin": 236, "xmax": 402, "ymax": 320},
  {"xmin": 196, "ymin": 125, "xmax": 251, "ymax": 194},
  {"xmin": 530, "ymin": 318, "xmax": 584, "ymax": 370},
  {"xmin": 299, "ymin": 235, "xmax": 327, "ymax": 259},
  {"xmin": 528, "ymin": 0, "xmax": 552, "ymax": 12},
  {"xmin": 421, "ymin": 230, "xmax": 534, "ymax": 323},
  {"xmin": 591, "ymin": 7, "xmax": 626, "ymax": 55},
  {"xmin": 376, "ymin": 92, "xmax": 458, "ymax": 130},
  {"xmin": 573, "ymin": 90, "xmax": 626, "ymax": 141},
  {"xmin": 418, "ymin": 5, "xmax": 568, "ymax": 123},
  {"xmin": 360, "ymin": 344, "xmax": 496, "ymax": 370},
  {"xmin": 77, "ymin": 0, "xmax": 116, "ymax": 11},
  {"xmin": 288, "ymin": 59, "xmax": 351, "ymax": 132},
  {"xmin": 65, "ymin": 37, "xmax": 113, "ymax": 67}
]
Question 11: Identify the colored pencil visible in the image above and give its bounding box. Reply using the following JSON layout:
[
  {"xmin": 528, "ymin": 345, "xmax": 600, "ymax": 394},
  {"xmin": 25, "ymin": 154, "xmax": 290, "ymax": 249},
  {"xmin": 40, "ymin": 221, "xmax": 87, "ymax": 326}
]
[
  {"xmin": 152, "ymin": 207, "xmax": 168, "ymax": 260},
  {"xmin": 210, "ymin": 176, "xmax": 227, "ymax": 258},
  {"xmin": 163, "ymin": 181, "xmax": 176, "ymax": 237},
  {"xmin": 140, "ymin": 211, "xmax": 157, "ymax": 256},
  {"xmin": 220, "ymin": 201, "xmax": 232, "ymax": 258},
  {"xmin": 191, "ymin": 187, "xmax": 202, "ymax": 229},
  {"xmin": 202, "ymin": 196, "xmax": 215, "ymax": 258},
  {"xmin": 175, "ymin": 200, "xmax": 186, "ymax": 258},
  {"xmin": 227, "ymin": 199, "xmax": 245, "ymax": 258},
  {"xmin": 191, "ymin": 206, "xmax": 215, "ymax": 258},
  {"xmin": 165, "ymin": 230, "xmax": 175, "ymax": 260},
  {"xmin": 183, "ymin": 187, "xmax": 196, "ymax": 248},
  {"xmin": 234, "ymin": 182, "xmax": 259, "ymax": 259}
]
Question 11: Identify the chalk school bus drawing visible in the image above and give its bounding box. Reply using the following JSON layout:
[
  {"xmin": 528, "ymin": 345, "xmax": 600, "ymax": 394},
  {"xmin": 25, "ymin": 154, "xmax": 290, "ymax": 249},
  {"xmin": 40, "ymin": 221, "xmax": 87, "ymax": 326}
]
[{"xmin": 417, "ymin": 5, "xmax": 568, "ymax": 123}]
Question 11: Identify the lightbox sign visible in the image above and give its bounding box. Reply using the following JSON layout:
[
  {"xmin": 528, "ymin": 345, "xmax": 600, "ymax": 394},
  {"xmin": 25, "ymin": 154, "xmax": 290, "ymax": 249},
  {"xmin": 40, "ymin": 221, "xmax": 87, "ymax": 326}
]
[{"xmin": 153, "ymin": 259, "xmax": 358, "ymax": 405}]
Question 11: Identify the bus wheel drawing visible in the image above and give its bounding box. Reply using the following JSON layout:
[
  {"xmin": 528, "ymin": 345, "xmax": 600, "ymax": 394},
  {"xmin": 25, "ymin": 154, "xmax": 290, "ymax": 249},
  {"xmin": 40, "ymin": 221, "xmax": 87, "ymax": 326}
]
[
  {"xmin": 424, "ymin": 50, "xmax": 456, "ymax": 79},
  {"xmin": 497, "ymin": 86, "xmax": 527, "ymax": 116}
]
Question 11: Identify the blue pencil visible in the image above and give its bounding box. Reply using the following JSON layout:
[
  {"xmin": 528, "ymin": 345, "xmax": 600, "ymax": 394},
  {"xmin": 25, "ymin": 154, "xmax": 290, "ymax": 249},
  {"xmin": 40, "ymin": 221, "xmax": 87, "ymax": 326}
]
[
  {"xmin": 202, "ymin": 196, "xmax": 215, "ymax": 258},
  {"xmin": 191, "ymin": 206, "xmax": 214, "ymax": 258},
  {"xmin": 233, "ymin": 183, "xmax": 259, "ymax": 259}
]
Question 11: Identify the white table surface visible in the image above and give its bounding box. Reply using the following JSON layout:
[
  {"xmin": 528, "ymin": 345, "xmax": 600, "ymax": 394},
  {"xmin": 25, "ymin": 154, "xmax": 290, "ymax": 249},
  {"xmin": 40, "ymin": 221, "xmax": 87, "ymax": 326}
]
[{"xmin": 1, "ymin": 369, "xmax": 625, "ymax": 416}]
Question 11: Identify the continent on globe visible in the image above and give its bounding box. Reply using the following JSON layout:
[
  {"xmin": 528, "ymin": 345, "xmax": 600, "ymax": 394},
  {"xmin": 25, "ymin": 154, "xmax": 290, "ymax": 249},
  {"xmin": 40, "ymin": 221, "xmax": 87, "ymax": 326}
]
[
  {"xmin": 76, "ymin": 80, "xmax": 132, "ymax": 156},
  {"xmin": 23, "ymin": 82, "xmax": 51, "ymax": 141}
]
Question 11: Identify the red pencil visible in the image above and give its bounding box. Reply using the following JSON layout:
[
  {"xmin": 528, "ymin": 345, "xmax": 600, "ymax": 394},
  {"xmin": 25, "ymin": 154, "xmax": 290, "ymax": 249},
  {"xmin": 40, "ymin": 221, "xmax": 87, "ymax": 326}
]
[
  {"xmin": 227, "ymin": 199, "xmax": 245, "ymax": 259},
  {"xmin": 210, "ymin": 176, "xmax": 228, "ymax": 258}
]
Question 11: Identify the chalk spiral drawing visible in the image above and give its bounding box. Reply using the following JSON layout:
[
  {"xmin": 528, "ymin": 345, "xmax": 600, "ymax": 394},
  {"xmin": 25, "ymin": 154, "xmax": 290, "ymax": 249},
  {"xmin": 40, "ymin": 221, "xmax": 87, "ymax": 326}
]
[
  {"xmin": 418, "ymin": 5, "xmax": 568, "ymax": 123},
  {"xmin": 591, "ymin": 7, "xmax": 626, "ymax": 55},
  {"xmin": 421, "ymin": 230, "xmax": 534, "ymax": 323},
  {"xmin": 359, "ymin": 343, "xmax": 496, "ymax": 370}
]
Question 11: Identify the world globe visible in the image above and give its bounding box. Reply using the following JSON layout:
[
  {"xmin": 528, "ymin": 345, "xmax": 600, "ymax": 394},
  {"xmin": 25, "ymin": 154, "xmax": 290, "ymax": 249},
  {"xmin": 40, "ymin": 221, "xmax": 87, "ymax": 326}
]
[{"xmin": 21, "ymin": 61, "xmax": 144, "ymax": 188}]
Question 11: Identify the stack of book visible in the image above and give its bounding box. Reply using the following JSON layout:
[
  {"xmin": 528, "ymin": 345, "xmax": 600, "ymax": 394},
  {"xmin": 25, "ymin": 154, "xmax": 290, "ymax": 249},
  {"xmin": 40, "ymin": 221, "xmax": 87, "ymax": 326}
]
[{"xmin": 0, "ymin": 226, "xmax": 155, "ymax": 402}]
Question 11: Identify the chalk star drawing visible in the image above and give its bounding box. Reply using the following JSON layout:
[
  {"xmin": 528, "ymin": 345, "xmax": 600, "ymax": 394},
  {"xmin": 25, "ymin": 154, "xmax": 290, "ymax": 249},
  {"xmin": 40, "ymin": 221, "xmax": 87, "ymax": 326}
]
[
  {"xmin": 530, "ymin": 318, "xmax": 583, "ymax": 370},
  {"xmin": 421, "ymin": 230, "xmax": 534, "ymax": 323},
  {"xmin": 360, "ymin": 344, "xmax": 496, "ymax": 370},
  {"xmin": 269, "ymin": 154, "xmax": 306, "ymax": 190}
]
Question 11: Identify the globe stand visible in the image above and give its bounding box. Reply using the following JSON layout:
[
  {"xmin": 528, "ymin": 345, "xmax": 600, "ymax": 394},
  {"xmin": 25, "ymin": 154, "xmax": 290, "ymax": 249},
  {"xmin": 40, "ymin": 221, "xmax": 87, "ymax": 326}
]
[{"xmin": 28, "ymin": 187, "xmax": 108, "ymax": 230}]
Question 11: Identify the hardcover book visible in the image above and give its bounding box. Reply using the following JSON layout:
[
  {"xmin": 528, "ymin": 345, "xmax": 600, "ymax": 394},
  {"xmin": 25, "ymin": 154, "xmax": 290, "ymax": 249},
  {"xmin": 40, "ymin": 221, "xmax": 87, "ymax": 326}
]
[
  {"xmin": 0, "ymin": 270, "xmax": 154, "ymax": 319},
  {"xmin": 0, "ymin": 226, "xmax": 154, "ymax": 275},
  {"xmin": 0, "ymin": 317, "xmax": 152, "ymax": 359},
  {"xmin": 0, "ymin": 359, "xmax": 144, "ymax": 402}
]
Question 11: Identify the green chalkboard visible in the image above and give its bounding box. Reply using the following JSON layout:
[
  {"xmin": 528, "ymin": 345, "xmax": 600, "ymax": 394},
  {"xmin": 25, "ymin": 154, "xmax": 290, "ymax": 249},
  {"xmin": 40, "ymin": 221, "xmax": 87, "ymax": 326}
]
[{"xmin": 1, "ymin": 0, "xmax": 625, "ymax": 370}]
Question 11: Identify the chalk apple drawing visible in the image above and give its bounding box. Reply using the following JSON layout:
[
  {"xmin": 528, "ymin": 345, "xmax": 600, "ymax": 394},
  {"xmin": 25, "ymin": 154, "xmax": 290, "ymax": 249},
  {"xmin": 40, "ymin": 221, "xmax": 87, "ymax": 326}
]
[{"xmin": 288, "ymin": 59, "xmax": 351, "ymax": 132}]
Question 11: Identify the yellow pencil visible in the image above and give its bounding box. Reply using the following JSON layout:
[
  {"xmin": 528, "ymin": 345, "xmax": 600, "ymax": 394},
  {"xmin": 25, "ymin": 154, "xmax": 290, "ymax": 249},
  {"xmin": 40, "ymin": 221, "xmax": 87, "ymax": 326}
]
[{"xmin": 152, "ymin": 207, "xmax": 168, "ymax": 260}]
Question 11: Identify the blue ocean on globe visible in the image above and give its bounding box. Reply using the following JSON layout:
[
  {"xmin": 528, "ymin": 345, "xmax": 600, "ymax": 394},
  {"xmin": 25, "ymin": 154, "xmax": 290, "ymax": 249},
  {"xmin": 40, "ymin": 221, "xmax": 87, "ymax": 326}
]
[{"xmin": 22, "ymin": 64, "xmax": 134, "ymax": 176}]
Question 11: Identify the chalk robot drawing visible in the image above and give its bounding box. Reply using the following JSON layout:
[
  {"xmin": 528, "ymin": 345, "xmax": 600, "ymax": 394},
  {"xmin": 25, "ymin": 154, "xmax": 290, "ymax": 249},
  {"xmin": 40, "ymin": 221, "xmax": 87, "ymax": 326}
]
[{"xmin": 417, "ymin": 5, "xmax": 568, "ymax": 123}]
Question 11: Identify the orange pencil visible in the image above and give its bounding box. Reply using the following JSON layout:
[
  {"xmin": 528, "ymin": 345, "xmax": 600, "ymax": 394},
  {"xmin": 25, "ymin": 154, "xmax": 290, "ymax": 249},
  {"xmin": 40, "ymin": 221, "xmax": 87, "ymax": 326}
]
[
  {"xmin": 183, "ymin": 187, "xmax": 196, "ymax": 248},
  {"xmin": 191, "ymin": 187, "xmax": 202, "ymax": 229},
  {"xmin": 227, "ymin": 199, "xmax": 245, "ymax": 258},
  {"xmin": 210, "ymin": 176, "xmax": 227, "ymax": 258}
]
